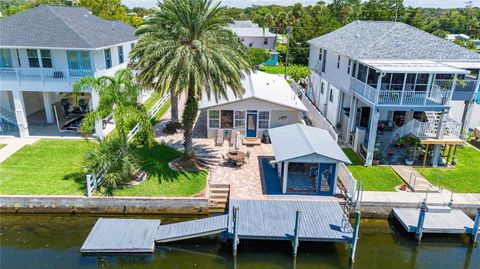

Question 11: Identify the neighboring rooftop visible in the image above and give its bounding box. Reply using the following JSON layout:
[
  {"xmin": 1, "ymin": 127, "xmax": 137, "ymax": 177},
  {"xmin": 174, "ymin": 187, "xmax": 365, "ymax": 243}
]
[
  {"xmin": 199, "ymin": 71, "xmax": 307, "ymax": 112},
  {"xmin": 307, "ymin": 21, "xmax": 480, "ymax": 61},
  {"xmin": 228, "ymin": 20, "xmax": 275, "ymax": 38},
  {"xmin": 0, "ymin": 5, "xmax": 136, "ymax": 49},
  {"xmin": 269, "ymin": 123, "xmax": 351, "ymax": 164}
]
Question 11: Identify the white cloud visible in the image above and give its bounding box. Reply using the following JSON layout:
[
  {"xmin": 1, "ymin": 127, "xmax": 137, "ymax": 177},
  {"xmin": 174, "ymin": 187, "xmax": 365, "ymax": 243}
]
[{"xmin": 121, "ymin": 0, "xmax": 480, "ymax": 9}]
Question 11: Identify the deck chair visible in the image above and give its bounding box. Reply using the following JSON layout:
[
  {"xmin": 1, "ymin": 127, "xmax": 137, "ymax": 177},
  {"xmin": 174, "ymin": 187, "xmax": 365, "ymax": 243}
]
[{"xmin": 215, "ymin": 129, "xmax": 224, "ymax": 146}]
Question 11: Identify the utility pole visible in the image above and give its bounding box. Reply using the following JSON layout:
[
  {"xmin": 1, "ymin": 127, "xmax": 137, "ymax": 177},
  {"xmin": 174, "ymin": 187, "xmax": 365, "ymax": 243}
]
[{"xmin": 284, "ymin": 26, "xmax": 293, "ymax": 80}]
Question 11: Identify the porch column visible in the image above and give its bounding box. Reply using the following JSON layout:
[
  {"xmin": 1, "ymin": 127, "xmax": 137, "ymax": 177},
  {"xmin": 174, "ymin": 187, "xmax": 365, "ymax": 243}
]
[
  {"xmin": 42, "ymin": 92, "xmax": 54, "ymax": 124},
  {"xmin": 365, "ymin": 108, "xmax": 380, "ymax": 166},
  {"xmin": 459, "ymin": 100, "xmax": 473, "ymax": 140},
  {"xmin": 405, "ymin": 111, "xmax": 414, "ymax": 124},
  {"xmin": 282, "ymin": 161, "xmax": 289, "ymax": 194},
  {"xmin": 91, "ymin": 90, "xmax": 104, "ymax": 140},
  {"xmin": 431, "ymin": 108, "xmax": 448, "ymax": 167},
  {"xmin": 12, "ymin": 90, "xmax": 29, "ymax": 137},
  {"xmin": 346, "ymin": 97, "xmax": 357, "ymax": 144}
]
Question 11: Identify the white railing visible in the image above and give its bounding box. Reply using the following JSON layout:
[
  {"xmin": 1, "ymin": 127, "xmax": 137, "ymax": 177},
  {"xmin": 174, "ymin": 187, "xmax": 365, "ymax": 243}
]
[
  {"xmin": 397, "ymin": 118, "xmax": 461, "ymax": 139},
  {"xmin": 351, "ymin": 78, "xmax": 378, "ymax": 104},
  {"xmin": 0, "ymin": 67, "xmax": 93, "ymax": 84},
  {"xmin": 291, "ymin": 81, "xmax": 338, "ymax": 141},
  {"xmin": 339, "ymin": 163, "xmax": 357, "ymax": 202},
  {"xmin": 86, "ymin": 92, "xmax": 170, "ymax": 197}
]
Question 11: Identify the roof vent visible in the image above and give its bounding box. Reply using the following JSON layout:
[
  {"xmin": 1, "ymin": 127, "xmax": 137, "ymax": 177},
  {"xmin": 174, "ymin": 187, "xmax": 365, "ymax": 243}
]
[{"xmin": 355, "ymin": 33, "xmax": 360, "ymax": 38}]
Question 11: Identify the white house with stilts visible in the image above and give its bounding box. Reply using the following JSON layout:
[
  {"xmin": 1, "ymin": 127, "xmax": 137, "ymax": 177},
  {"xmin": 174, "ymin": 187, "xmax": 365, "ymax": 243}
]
[{"xmin": 0, "ymin": 5, "xmax": 137, "ymax": 138}]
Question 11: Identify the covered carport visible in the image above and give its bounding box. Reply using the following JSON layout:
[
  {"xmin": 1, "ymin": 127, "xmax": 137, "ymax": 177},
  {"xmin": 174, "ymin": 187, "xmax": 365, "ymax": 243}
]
[{"xmin": 269, "ymin": 123, "xmax": 351, "ymax": 195}]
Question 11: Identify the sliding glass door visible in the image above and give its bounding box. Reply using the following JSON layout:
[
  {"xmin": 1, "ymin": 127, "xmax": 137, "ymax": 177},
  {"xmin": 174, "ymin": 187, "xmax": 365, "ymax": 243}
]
[{"xmin": 67, "ymin": 51, "xmax": 93, "ymax": 77}]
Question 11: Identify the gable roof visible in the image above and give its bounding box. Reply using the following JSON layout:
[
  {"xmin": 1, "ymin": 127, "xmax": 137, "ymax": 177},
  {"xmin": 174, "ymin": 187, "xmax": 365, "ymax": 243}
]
[
  {"xmin": 307, "ymin": 21, "xmax": 480, "ymax": 61},
  {"xmin": 0, "ymin": 5, "xmax": 136, "ymax": 49},
  {"xmin": 199, "ymin": 71, "xmax": 307, "ymax": 112},
  {"xmin": 269, "ymin": 124, "xmax": 351, "ymax": 164}
]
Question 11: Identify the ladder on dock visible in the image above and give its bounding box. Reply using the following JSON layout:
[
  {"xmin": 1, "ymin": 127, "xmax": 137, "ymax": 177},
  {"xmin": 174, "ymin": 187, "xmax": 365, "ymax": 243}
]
[{"xmin": 155, "ymin": 215, "xmax": 229, "ymax": 243}]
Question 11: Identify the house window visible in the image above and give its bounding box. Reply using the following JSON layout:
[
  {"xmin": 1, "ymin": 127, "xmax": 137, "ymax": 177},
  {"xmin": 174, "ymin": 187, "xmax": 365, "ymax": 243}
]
[
  {"xmin": 320, "ymin": 82, "xmax": 324, "ymax": 94},
  {"xmin": 240, "ymin": 37, "xmax": 245, "ymax": 42},
  {"xmin": 356, "ymin": 63, "xmax": 368, "ymax": 83},
  {"xmin": 258, "ymin": 111, "xmax": 270, "ymax": 129},
  {"xmin": 234, "ymin": 111, "xmax": 245, "ymax": 129},
  {"xmin": 347, "ymin": 59, "xmax": 351, "ymax": 74},
  {"xmin": 337, "ymin": 55, "xmax": 341, "ymax": 69},
  {"xmin": 104, "ymin": 48, "xmax": 112, "ymax": 69},
  {"xmin": 221, "ymin": 110, "xmax": 234, "ymax": 128},
  {"xmin": 318, "ymin": 48, "xmax": 323, "ymax": 61},
  {"xmin": 130, "ymin": 43, "xmax": 135, "ymax": 49},
  {"xmin": 208, "ymin": 110, "xmax": 220, "ymax": 128},
  {"xmin": 118, "ymin": 46, "xmax": 124, "ymax": 64},
  {"xmin": 27, "ymin": 49, "xmax": 40, "ymax": 67},
  {"xmin": 248, "ymin": 43, "xmax": 253, "ymax": 48},
  {"xmin": 264, "ymin": 38, "xmax": 268, "ymax": 45},
  {"xmin": 329, "ymin": 88, "xmax": 334, "ymax": 103},
  {"xmin": 321, "ymin": 50, "xmax": 327, "ymax": 72},
  {"xmin": 40, "ymin": 50, "xmax": 52, "ymax": 68},
  {"xmin": 0, "ymin": 49, "xmax": 12, "ymax": 68},
  {"xmin": 67, "ymin": 51, "xmax": 92, "ymax": 76}
]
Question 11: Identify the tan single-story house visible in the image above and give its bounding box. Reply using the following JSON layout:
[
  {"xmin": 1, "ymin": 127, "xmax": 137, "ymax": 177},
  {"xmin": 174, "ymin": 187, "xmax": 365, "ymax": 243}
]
[{"xmin": 199, "ymin": 71, "xmax": 307, "ymax": 139}]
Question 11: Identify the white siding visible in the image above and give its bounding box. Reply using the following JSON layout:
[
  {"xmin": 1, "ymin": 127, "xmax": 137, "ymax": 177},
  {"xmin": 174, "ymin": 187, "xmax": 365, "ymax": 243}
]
[{"xmin": 240, "ymin": 36, "xmax": 275, "ymax": 49}]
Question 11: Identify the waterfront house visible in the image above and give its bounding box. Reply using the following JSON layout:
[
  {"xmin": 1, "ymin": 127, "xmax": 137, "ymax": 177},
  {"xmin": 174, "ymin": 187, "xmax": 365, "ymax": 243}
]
[
  {"xmin": 228, "ymin": 20, "xmax": 279, "ymax": 66},
  {"xmin": 199, "ymin": 71, "xmax": 307, "ymax": 139},
  {"xmin": 305, "ymin": 21, "xmax": 480, "ymax": 166},
  {"xmin": 0, "ymin": 5, "xmax": 137, "ymax": 138},
  {"xmin": 269, "ymin": 123, "xmax": 351, "ymax": 195}
]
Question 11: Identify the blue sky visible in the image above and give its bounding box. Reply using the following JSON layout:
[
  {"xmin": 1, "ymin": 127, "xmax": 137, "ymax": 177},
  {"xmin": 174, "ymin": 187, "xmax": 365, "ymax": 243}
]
[{"xmin": 122, "ymin": 0, "xmax": 480, "ymax": 9}]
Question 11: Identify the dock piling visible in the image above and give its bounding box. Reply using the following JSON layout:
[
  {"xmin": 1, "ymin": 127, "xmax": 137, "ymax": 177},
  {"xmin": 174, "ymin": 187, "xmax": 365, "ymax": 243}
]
[
  {"xmin": 415, "ymin": 200, "xmax": 427, "ymax": 241},
  {"xmin": 232, "ymin": 206, "xmax": 239, "ymax": 257},
  {"xmin": 349, "ymin": 211, "xmax": 361, "ymax": 263},
  {"xmin": 292, "ymin": 210, "xmax": 302, "ymax": 257},
  {"xmin": 471, "ymin": 208, "xmax": 480, "ymax": 244}
]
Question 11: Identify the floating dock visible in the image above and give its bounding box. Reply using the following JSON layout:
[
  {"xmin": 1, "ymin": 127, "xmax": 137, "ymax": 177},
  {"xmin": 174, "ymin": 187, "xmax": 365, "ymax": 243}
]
[
  {"xmin": 81, "ymin": 218, "xmax": 161, "ymax": 253},
  {"xmin": 80, "ymin": 199, "xmax": 359, "ymax": 259},
  {"xmin": 392, "ymin": 206, "xmax": 480, "ymax": 242}
]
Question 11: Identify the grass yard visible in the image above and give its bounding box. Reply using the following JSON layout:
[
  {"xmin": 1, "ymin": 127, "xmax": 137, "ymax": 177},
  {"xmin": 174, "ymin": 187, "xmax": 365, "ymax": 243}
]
[
  {"xmin": 417, "ymin": 146, "xmax": 480, "ymax": 193},
  {"xmin": 259, "ymin": 65, "xmax": 286, "ymax": 74},
  {"xmin": 0, "ymin": 140, "xmax": 206, "ymax": 197},
  {"xmin": 342, "ymin": 148, "xmax": 404, "ymax": 191}
]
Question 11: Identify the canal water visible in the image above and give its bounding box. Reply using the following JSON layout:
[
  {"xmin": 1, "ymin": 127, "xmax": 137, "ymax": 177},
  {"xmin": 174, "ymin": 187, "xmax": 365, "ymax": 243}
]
[{"xmin": 0, "ymin": 214, "xmax": 478, "ymax": 269}]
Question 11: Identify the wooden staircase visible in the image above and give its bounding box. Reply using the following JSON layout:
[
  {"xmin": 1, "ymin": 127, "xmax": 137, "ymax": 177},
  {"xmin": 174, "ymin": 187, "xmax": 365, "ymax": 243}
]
[{"xmin": 208, "ymin": 183, "xmax": 230, "ymax": 213}]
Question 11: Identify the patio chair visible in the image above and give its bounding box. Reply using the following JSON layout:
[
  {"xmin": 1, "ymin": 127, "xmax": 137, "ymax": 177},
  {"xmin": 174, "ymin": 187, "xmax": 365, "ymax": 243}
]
[
  {"xmin": 235, "ymin": 159, "xmax": 246, "ymax": 168},
  {"xmin": 215, "ymin": 129, "xmax": 224, "ymax": 146}
]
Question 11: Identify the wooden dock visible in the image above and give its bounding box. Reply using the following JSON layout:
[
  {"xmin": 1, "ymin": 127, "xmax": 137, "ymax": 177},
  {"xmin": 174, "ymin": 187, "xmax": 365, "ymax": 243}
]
[
  {"xmin": 155, "ymin": 215, "xmax": 228, "ymax": 243},
  {"xmin": 80, "ymin": 218, "xmax": 161, "ymax": 253},
  {"xmin": 392, "ymin": 206, "xmax": 480, "ymax": 242},
  {"xmin": 228, "ymin": 199, "xmax": 353, "ymax": 242}
]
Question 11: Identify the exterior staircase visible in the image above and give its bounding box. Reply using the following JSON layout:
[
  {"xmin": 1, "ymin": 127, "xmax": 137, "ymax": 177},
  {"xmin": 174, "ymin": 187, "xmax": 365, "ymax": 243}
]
[
  {"xmin": 0, "ymin": 106, "xmax": 17, "ymax": 126},
  {"xmin": 208, "ymin": 183, "xmax": 230, "ymax": 213}
]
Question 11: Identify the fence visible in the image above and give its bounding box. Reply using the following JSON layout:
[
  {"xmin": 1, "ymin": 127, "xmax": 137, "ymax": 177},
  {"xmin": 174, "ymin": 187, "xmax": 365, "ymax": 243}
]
[
  {"xmin": 338, "ymin": 163, "xmax": 357, "ymax": 202},
  {"xmin": 86, "ymin": 92, "xmax": 170, "ymax": 197},
  {"xmin": 291, "ymin": 81, "xmax": 339, "ymax": 142}
]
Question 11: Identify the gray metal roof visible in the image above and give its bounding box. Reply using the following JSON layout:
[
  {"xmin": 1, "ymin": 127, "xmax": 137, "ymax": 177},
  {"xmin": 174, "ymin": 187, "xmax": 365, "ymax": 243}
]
[
  {"xmin": 269, "ymin": 123, "xmax": 351, "ymax": 164},
  {"xmin": 0, "ymin": 5, "xmax": 136, "ymax": 49},
  {"xmin": 308, "ymin": 21, "xmax": 480, "ymax": 61}
]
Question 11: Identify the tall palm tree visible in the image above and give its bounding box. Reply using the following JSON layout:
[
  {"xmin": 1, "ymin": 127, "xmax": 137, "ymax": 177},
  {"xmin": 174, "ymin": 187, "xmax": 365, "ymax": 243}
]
[
  {"xmin": 73, "ymin": 68, "xmax": 153, "ymax": 144},
  {"xmin": 131, "ymin": 0, "xmax": 252, "ymax": 158}
]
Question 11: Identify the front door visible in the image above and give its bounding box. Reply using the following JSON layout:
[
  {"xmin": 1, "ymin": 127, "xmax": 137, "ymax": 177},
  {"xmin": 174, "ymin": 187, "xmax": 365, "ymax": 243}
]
[
  {"xmin": 317, "ymin": 163, "xmax": 336, "ymax": 195},
  {"xmin": 246, "ymin": 112, "xmax": 257, "ymax": 138}
]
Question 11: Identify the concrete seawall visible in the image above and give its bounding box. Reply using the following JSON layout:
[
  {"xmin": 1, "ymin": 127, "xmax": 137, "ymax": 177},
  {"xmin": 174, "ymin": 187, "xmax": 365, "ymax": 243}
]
[{"xmin": 0, "ymin": 195, "xmax": 209, "ymax": 215}]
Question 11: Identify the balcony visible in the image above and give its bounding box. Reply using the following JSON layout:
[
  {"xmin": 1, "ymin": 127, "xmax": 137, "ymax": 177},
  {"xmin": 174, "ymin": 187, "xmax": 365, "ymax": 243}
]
[
  {"xmin": 350, "ymin": 77, "xmax": 453, "ymax": 107},
  {"xmin": 0, "ymin": 67, "xmax": 93, "ymax": 88},
  {"xmin": 451, "ymin": 78, "xmax": 478, "ymax": 101}
]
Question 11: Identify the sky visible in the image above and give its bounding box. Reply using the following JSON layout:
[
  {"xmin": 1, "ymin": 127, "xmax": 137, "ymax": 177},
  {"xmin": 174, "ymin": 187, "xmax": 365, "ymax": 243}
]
[{"xmin": 122, "ymin": 0, "xmax": 480, "ymax": 9}]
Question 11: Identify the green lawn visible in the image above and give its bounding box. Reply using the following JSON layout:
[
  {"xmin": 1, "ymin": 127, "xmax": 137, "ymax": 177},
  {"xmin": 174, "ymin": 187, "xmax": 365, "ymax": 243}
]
[
  {"xmin": 259, "ymin": 65, "xmax": 286, "ymax": 74},
  {"xmin": 417, "ymin": 146, "xmax": 480, "ymax": 193},
  {"xmin": 0, "ymin": 140, "xmax": 206, "ymax": 197},
  {"xmin": 342, "ymin": 148, "xmax": 403, "ymax": 192}
]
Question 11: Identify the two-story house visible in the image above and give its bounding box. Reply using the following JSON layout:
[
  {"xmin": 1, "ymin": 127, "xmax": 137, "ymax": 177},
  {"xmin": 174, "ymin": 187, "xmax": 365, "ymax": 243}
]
[
  {"xmin": 0, "ymin": 5, "xmax": 137, "ymax": 138},
  {"xmin": 305, "ymin": 21, "xmax": 480, "ymax": 167},
  {"xmin": 228, "ymin": 20, "xmax": 279, "ymax": 66}
]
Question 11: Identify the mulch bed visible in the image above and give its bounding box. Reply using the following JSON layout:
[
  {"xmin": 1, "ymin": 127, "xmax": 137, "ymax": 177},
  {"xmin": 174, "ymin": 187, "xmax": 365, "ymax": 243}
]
[{"xmin": 169, "ymin": 157, "xmax": 203, "ymax": 172}]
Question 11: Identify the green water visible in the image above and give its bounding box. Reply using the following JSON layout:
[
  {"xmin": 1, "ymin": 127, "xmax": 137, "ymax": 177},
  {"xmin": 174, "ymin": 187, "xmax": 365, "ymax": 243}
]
[{"xmin": 0, "ymin": 214, "xmax": 478, "ymax": 269}]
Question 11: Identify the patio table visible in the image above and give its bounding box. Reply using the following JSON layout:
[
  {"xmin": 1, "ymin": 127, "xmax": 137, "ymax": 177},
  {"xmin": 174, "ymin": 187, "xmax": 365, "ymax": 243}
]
[{"xmin": 226, "ymin": 151, "xmax": 246, "ymax": 161}]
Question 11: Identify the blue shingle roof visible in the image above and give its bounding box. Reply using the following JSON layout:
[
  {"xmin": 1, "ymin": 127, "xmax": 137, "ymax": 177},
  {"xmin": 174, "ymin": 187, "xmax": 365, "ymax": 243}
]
[{"xmin": 0, "ymin": 5, "xmax": 136, "ymax": 49}]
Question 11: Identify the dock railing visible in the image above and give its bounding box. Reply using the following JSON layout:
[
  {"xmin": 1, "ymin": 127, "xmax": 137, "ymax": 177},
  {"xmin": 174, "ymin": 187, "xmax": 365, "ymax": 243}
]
[{"xmin": 86, "ymin": 92, "xmax": 170, "ymax": 197}]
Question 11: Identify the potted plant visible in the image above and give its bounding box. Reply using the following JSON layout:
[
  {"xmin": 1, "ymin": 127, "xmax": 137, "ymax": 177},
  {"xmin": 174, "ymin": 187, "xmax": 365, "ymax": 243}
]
[
  {"xmin": 373, "ymin": 141, "xmax": 382, "ymax": 165},
  {"xmin": 403, "ymin": 136, "xmax": 421, "ymax": 166}
]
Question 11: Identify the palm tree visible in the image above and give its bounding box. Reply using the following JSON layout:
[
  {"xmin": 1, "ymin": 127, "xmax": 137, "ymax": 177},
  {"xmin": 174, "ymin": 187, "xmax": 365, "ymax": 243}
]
[
  {"xmin": 131, "ymin": 0, "xmax": 252, "ymax": 158},
  {"xmin": 73, "ymin": 68, "xmax": 153, "ymax": 145},
  {"xmin": 83, "ymin": 136, "xmax": 138, "ymax": 190}
]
